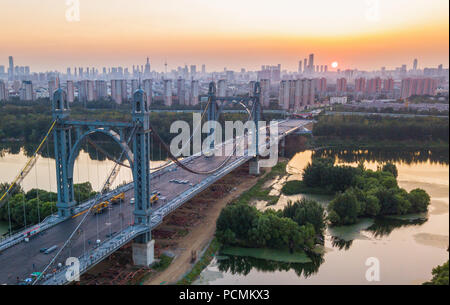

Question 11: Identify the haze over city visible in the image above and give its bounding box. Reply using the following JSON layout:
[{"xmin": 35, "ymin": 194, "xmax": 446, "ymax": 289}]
[{"xmin": 1, "ymin": 0, "xmax": 449, "ymax": 72}]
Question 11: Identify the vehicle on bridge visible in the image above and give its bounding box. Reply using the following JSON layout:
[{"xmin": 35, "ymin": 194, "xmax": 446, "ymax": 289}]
[
  {"xmin": 93, "ymin": 201, "xmax": 110, "ymax": 215},
  {"xmin": 23, "ymin": 226, "xmax": 41, "ymax": 242},
  {"xmin": 110, "ymin": 192, "xmax": 125, "ymax": 205}
]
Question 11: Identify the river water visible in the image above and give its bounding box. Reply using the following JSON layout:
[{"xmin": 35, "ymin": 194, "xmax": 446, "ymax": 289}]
[
  {"xmin": 0, "ymin": 148, "xmax": 168, "ymax": 236},
  {"xmin": 193, "ymin": 149, "xmax": 449, "ymax": 285},
  {"xmin": 1, "ymin": 147, "xmax": 448, "ymax": 284}
]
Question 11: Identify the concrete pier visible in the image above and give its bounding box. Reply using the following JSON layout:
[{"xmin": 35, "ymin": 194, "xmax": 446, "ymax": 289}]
[{"xmin": 132, "ymin": 239, "xmax": 155, "ymax": 267}]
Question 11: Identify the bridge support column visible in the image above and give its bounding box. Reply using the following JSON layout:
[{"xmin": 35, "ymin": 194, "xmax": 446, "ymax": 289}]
[
  {"xmin": 249, "ymin": 157, "xmax": 260, "ymax": 175},
  {"xmin": 52, "ymin": 88, "xmax": 76, "ymax": 218},
  {"xmin": 132, "ymin": 239, "xmax": 155, "ymax": 267},
  {"xmin": 280, "ymin": 137, "xmax": 286, "ymax": 157}
]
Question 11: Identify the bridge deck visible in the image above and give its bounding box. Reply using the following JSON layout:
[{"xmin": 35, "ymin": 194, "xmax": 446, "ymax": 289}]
[{"xmin": 0, "ymin": 119, "xmax": 308, "ymax": 285}]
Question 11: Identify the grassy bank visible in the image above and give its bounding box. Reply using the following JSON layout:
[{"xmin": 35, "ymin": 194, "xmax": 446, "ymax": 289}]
[{"xmin": 176, "ymin": 238, "xmax": 220, "ymax": 285}]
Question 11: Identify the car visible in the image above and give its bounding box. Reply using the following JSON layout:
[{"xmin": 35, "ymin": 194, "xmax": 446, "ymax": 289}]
[
  {"xmin": 130, "ymin": 197, "xmax": 135, "ymax": 205},
  {"xmin": 39, "ymin": 248, "xmax": 47, "ymax": 253}
]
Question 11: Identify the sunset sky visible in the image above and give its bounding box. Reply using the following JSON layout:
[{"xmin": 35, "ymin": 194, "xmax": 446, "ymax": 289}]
[{"xmin": 0, "ymin": 0, "xmax": 448, "ymax": 72}]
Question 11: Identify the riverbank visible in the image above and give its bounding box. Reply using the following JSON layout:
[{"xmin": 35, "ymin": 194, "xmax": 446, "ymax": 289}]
[{"xmin": 143, "ymin": 162, "xmax": 277, "ymax": 285}]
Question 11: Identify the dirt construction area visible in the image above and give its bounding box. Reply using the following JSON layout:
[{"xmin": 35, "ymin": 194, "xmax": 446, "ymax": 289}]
[{"xmin": 78, "ymin": 162, "xmax": 267, "ymax": 285}]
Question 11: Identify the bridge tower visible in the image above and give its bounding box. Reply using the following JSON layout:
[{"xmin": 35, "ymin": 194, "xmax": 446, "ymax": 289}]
[
  {"xmin": 207, "ymin": 81, "xmax": 217, "ymax": 150},
  {"xmin": 131, "ymin": 88, "xmax": 155, "ymax": 266},
  {"xmin": 52, "ymin": 89, "xmax": 76, "ymax": 217},
  {"xmin": 249, "ymin": 82, "xmax": 261, "ymax": 175}
]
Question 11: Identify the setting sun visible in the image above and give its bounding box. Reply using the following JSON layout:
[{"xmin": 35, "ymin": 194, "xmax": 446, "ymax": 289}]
[{"xmin": 331, "ymin": 61, "xmax": 339, "ymax": 69}]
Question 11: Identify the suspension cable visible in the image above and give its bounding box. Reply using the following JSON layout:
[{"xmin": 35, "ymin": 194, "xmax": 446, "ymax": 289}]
[
  {"xmin": 0, "ymin": 120, "xmax": 57, "ymax": 208},
  {"xmin": 33, "ymin": 126, "xmax": 137, "ymax": 285}
]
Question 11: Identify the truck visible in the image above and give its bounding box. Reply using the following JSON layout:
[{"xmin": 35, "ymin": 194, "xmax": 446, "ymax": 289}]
[
  {"xmin": 44, "ymin": 245, "xmax": 58, "ymax": 254},
  {"xmin": 110, "ymin": 192, "xmax": 125, "ymax": 205},
  {"xmin": 93, "ymin": 201, "xmax": 110, "ymax": 215}
]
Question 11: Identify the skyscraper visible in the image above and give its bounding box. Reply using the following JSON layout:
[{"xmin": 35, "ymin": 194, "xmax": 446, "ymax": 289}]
[
  {"xmin": 190, "ymin": 80, "xmax": 199, "ymax": 106},
  {"xmin": 164, "ymin": 79, "xmax": 172, "ymax": 106},
  {"xmin": 336, "ymin": 78, "xmax": 347, "ymax": 94},
  {"xmin": 0, "ymin": 80, "xmax": 7, "ymax": 101},
  {"xmin": 8, "ymin": 56, "xmax": 14, "ymax": 81},
  {"xmin": 298, "ymin": 61, "xmax": 302, "ymax": 74},
  {"xmin": 260, "ymin": 79, "xmax": 271, "ymax": 107},
  {"xmin": 308, "ymin": 54, "xmax": 314, "ymax": 74},
  {"xmin": 144, "ymin": 57, "xmax": 151, "ymax": 77},
  {"xmin": 143, "ymin": 79, "xmax": 153, "ymax": 106},
  {"xmin": 413, "ymin": 59, "xmax": 418, "ymax": 70},
  {"xmin": 20, "ymin": 81, "xmax": 33, "ymax": 101},
  {"xmin": 217, "ymin": 79, "xmax": 227, "ymax": 97},
  {"xmin": 67, "ymin": 81, "xmax": 75, "ymax": 103},
  {"xmin": 95, "ymin": 80, "xmax": 108, "ymax": 100},
  {"xmin": 177, "ymin": 78, "xmax": 185, "ymax": 105}
]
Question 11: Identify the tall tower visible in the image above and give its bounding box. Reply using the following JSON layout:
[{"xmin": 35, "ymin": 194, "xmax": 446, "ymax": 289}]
[
  {"xmin": 8, "ymin": 56, "xmax": 14, "ymax": 81},
  {"xmin": 144, "ymin": 57, "xmax": 151, "ymax": 76},
  {"xmin": 308, "ymin": 54, "xmax": 314, "ymax": 74},
  {"xmin": 413, "ymin": 59, "xmax": 418, "ymax": 71}
]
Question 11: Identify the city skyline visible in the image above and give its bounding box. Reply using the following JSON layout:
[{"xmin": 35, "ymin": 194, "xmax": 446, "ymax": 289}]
[{"xmin": 0, "ymin": 0, "xmax": 448, "ymax": 72}]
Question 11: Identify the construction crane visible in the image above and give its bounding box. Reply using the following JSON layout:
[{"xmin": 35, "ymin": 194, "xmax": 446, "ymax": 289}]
[{"xmin": 0, "ymin": 120, "xmax": 57, "ymax": 208}]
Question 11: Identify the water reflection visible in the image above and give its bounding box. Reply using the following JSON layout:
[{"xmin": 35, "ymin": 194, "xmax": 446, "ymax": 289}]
[
  {"xmin": 217, "ymin": 252, "xmax": 325, "ymax": 279},
  {"xmin": 313, "ymin": 148, "xmax": 449, "ymax": 165},
  {"xmin": 330, "ymin": 236, "xmax": 353, "ymax": 251},
  {"xmin": 366, "ymin": 216, "xmax": 428, "ymax": 238}
]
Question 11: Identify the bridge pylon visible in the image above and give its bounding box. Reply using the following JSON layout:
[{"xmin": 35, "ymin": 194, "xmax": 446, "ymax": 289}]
[
  {"xmin": 131, "ymin": 88, "xmax": 154, "ymax": 266},
  {"xmin": 52, "ymin": 88, "xmax": 76, "ymax": 217}
]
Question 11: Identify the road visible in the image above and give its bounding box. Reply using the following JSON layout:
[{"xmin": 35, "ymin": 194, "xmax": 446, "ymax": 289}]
[{"xmin": 0, "ymin": 119, "xmax": 307, "ymax": 285}]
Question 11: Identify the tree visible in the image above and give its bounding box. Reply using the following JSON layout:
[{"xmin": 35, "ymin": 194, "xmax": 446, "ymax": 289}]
[
  {"xmin": 408, "ymin": 188, "xmax": 431, "ymax": 213},
  {"xmin": 327, "ymin": 191, "xmax": 361, "ymax": 225},
  {"xmin": 382, "ymin": 163, "xmax": 398, "ymax": 178}
]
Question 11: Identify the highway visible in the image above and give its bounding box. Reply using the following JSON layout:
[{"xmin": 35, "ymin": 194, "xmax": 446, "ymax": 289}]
[{"xmin": 0, "ymin": 119, "xmax": 308, "ymax": 285}]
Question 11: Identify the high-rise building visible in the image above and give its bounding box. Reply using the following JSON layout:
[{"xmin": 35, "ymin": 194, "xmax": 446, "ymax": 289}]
[
  {"xmin": 279, "ymin": 80, "xmax": 290, "ymax": 110},
  {"xmin": 177, "ymin": 78, "xmax": 185, "ymax": 105},
  {"xmin": 336, "ymin": 78, "xmax": 347, "ymax": 94},
  {"xmin": 95, "ymin": 80, "xmax": 107, "ymax": 100},
  {"xmin": 366, "ymin": 77, "xmax": 382, "ymax": 94},
  {"xmin": 401, "ymin": 78, "xmax": 438, "ymax": 99},
  {"xmin": 190, "ymin": 65, "xmax": 197, "ymax": 78},
  {"xmin": 48, "ymin": 77, "xmax": 59, "ymax": 98},
  {"xmin": 190, "ymin": 80, "xmax": 199, "ymax": 106},
  {"xmin": 303, "ymin": 58, "xmax": 308, "ymax": 73},
  {"xmin": 413, "ymin": 59, "xmax": 418, "ymax": 71},
  {"xmin": 143, "ymin": 79, "xmax": 153, "ymax": 106},
  {"xmin": 382, "ymin": 78, "xmax": 394, "ymax": 93},
  {"xmin": 355, "ymin": 77, "xmax": 366, "ymax": 93},
  {"xmin": 298, "ymin": 61, "xmax": 302, "ymax": 74},
  {"xmin": 217, "ymin": 79, "xmax": 227, "ymax": 97},
  {"xmin": 131, "ymin": 79, "xmax": 139, "ymax": 95},
  {"xmin": 201, "ymin": 64, "xmax": 206, "ymax": 74},
  {"xmin": 144, "ymin": 57, "xmax": 151, "ymax": 76},
  {"xmin": 67, "ymin": 81, "xmax": 74, "ymax": 103},
  {"xmin": 0, "ymin": 80, "xmax": 7, "ymax": 101},
  {"xmin": 8, "ymin": 56, "xmax": 14, "ymax": 81},
  {"xmin": 260, "ymin": 79, "xmax": 271, "ymax": 107},
  {"xmin": 314, "ymin": 77, "xmax": 327, "ymax": 94},
  {"xmin": 0, "ymin": 65, "xmax": 5, "ymax": 75},
  {"xmin": 78, "ymin": 80, "xmax": 95, "ymax": 103},
  {"xmin": 308, "ymin": 54, "xmax": 314, "ymax": 74},
  {"xmin": 111, "ymin": 79, "xmax": 127, "ymax": 104},
  {"xmin": 163, "ymin": 79, "xmax": 172, "ymax": 106},
  {"xmin": 20, "ymin": 81, "xmax": 33, "ymax": 101}
]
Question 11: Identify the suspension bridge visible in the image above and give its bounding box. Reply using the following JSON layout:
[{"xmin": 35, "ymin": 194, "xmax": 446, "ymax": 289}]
[{"xmin": 0, "ymin": 81, "xmax": 311, "ymax": 285}]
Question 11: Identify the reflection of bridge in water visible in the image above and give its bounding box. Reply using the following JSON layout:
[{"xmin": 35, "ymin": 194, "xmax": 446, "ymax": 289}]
[{"xmin": 0, "ymin": 81, "xmax": 310, "ymax": 285}]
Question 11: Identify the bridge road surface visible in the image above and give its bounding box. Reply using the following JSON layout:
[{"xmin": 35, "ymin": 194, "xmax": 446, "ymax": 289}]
[{"xmin": 0, "ymin": 119, "xmax": 307, "ymax": 284}]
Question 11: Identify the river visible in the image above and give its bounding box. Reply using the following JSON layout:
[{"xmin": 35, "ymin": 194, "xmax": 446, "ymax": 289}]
[
  {"xmin": 193, "ymin": 149, "xmax": 449, "ymax": 285},
  {"xmin": 0, "ymin": 147, "xmax": 168, "ymax": 236}
]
